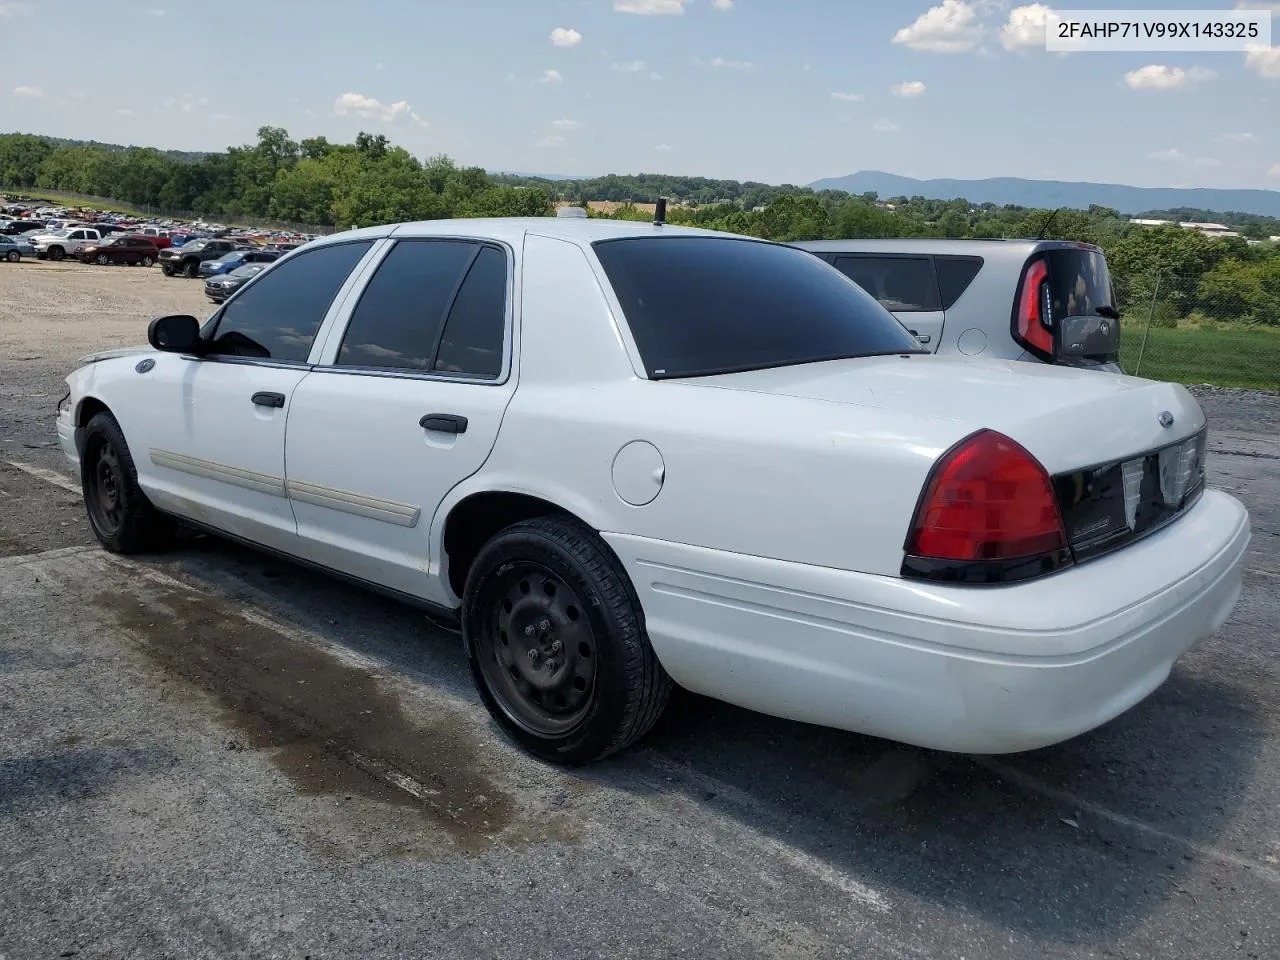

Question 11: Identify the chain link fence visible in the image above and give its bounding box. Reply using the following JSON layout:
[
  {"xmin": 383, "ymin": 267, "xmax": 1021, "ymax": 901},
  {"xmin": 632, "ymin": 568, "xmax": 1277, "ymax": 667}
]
[{"xmin": 1115, "ymin": 273, "xmax": 1280, "ymax": 393}]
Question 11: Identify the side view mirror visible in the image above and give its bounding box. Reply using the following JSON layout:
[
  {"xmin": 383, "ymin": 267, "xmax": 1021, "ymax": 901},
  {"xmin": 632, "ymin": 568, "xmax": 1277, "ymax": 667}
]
[{"xmin": 147, "ymin": 314, "xmax": 203, "ymax": 353}]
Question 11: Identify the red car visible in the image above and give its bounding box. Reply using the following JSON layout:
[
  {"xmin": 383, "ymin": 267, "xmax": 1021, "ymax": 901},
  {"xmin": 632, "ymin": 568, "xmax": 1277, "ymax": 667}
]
[{"xmin": 78, "ymin": 235, "xmax": 161, "ymax": 266}]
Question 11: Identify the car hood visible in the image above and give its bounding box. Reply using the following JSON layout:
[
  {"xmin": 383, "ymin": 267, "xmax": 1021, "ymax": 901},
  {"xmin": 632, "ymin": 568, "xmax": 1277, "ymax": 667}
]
[
  {"xmin": 684, "ymin": 354, "xmax": 1205, "ymax": 474},
  {"xmin": 76, "ymin": 345, "xmax": 151, "ymax": 365}
]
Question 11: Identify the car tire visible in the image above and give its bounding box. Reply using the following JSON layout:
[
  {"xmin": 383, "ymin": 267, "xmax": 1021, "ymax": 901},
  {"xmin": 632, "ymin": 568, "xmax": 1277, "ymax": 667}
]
[
  {"xmin": 4, "ymin": 250, "xmax": 18, "ymax": 263},
  {"xmin": 95, "ymin": 253, "xmax": 110, "ymax": 265},
  {"xmin": 49, "ymin": 246, "xmax": 65, "ymax": 261},
  {"xmin": 141, "ymin": 256, "xmax": 154, "ymax": 267},
  {"xmin": 80, "ymin": 412, "xmax": 175, "ymax": 554},
  {"xmin": 462, "ymin": 515, "xmax": 672, "ymax": 765},
  {"xmin": 161, "ymin": 263, "xmax": 174, "ymax": 276},
  {"xmin": 184, "ymin": 259, "xmax": 199, "ymax": 279}
]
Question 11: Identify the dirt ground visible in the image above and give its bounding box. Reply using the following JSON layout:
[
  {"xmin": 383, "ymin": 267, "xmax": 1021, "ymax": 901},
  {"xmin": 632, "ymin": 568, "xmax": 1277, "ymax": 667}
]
[{"xmin": 2, "ymin": 257, "xmax": 1280, "ymax": 960}]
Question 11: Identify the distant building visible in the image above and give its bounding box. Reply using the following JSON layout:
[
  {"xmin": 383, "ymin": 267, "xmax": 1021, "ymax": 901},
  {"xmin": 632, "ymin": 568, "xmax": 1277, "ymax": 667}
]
[{"xmin": 1127, "ymin": 217, "xmax": 1241, "ymax": 239}]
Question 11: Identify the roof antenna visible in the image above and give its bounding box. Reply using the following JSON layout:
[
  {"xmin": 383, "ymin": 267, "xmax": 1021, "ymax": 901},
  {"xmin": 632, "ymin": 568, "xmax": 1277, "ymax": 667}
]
[
  {"xmin": 654, "ymin": 197, "xmax": 667, "ymax": 226},
  {"xmin": 1035, "ymin": 207, "xmax": 1063, "ymax": 240}
]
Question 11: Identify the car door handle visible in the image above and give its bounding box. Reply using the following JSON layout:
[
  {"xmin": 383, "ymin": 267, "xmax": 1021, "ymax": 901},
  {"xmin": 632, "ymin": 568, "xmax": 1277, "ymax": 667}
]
[
  {"xmin": 419, "ymin": 413, "xmax": 468, "ymax": 435},
  {"xmin": 908, "ymin": 330, "xmax": 932, "ymax": 344},
  {"xmin": 251, "ymin": 391, "xmax": 286, "ymax": 408}
]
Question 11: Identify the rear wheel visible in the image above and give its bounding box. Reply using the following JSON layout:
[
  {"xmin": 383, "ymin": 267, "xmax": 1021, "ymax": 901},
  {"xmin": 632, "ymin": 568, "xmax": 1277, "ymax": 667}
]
[
  {"xmin": 80, "ymin": 412, "xmax": 175, "ymax": 554},
  {"xmin": 462, "ymin": 516, "xmax": 672, "ymax": 765},
  {"xmin": 4, "ymin": 250, "xmax": 18, "ymax": 263},
  {"xmin": 184, "ymin": 259, "xmax": 199, "ymax": 279}
]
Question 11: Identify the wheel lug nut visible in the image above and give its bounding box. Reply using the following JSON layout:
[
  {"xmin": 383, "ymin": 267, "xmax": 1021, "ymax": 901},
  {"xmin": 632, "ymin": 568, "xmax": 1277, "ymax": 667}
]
[
  {"xmin": 549, "ymin": 640, "xmax": 562, "ymax": 654},
  {"xmin": 545, "ymin": 658, "xmax": 559, "ymax": 673},
  {"xmin": 524, "ymin": 624, "xmax": 536, "ymax": 637},
  {"xmin": 538, "ymin": 619, "xmax": 551, "ymax": 633},
  {"xmin": 527, "ymin": 648, "xmax": 540, "ymax": 663}
]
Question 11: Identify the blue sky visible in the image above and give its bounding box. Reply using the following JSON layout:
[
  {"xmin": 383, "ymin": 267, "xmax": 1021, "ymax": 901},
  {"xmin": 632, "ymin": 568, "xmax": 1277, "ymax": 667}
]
[{"xmin": 1, "ymin": 0, "xmax": 1277, "ymax": 189}]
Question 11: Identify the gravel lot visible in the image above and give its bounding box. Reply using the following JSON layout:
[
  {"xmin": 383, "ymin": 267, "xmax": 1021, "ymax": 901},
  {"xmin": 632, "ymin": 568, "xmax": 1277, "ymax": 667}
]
[{"xmin": 1, "ymin": 259, "xmax": 1278, "ymax": 960}]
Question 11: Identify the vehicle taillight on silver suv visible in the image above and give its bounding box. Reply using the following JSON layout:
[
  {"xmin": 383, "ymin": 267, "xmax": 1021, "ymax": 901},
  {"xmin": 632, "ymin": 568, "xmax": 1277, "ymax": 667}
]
[{"xmin": 1011, "ymin": 244, "xmax": 1121, "ymax": 367}]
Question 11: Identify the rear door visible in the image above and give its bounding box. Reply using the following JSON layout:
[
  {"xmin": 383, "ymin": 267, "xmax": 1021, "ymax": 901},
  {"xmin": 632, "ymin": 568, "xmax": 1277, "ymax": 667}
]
[
  {"xmin": 285, "ymin": 237, "xmax": 516, "ymax": 602},
  {"xmin": 828, "ymin": 254, "xmax": 944, "ymax": 351}
]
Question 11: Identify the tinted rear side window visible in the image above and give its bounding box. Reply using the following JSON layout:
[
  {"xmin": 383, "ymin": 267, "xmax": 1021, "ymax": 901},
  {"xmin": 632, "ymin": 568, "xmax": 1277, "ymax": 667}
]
[
  {"xmin": 1044, "ymin": 249, "xmax": 1114, "ymax": 320},
  {"xmin": 206, "ymin": 239, "xmax": 374, "ymax": 362},
  {"xmin": 434, "ymin": 245, "xmax": 508, "ymax": 379},
  {"xmin": 593, "ymin": 237, "xmax": 922, "ymax": 379},
  {"xmin": 935, "ymin": 256, "xmax": 984, "ymax": 309},
  {"xmin": 336, "ymin": 239, "xmax": 481, "ymax": 372},
  {"xmin": 831, "ymin": 256, "xmax": 940, "ymax": 312}
]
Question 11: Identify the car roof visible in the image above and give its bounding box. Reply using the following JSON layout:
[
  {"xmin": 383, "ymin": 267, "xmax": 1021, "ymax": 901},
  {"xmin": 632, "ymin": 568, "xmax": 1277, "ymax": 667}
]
[
  {"xmin": 304, "ymin": 217, "xmax": 736, "ymax": 249},
  {"xmin": 791, "ymin": 238, "xmax": 1101, "ymax": 255}
]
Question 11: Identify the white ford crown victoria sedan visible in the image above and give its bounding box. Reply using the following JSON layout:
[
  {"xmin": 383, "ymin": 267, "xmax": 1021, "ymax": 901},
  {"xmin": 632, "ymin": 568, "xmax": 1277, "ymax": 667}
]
[{"xmin": 57, "ymin": 216, "xmax": 1250, "ymax": 765}]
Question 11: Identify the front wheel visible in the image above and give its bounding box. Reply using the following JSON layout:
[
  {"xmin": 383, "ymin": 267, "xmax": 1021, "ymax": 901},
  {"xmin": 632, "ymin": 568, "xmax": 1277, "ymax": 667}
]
[
  {"xmin": 141, "ymin": 256, "xmax": 154, "ymax": 267},
  {"xmin": 95, "ymin": 253, "xmax": 110, "ymax": 265},
  {"xmin": 184, "ymin": 259, "xmax": 199, "ymax": 279},
  {"xmin": 80, "ymin": 412, "xmax": 175, "ymax": 554},
  {"xmin": 48, "ymin": 246, "xmax": 65, "ymax": 261},
  {"xmin": 462, "ymin": 516, "xmax": 672, "ymax": 765}
]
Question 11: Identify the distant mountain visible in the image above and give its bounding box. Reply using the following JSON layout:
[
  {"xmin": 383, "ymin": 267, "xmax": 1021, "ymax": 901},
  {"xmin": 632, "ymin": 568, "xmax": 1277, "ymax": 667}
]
[
  {"xmin": 809, "ymin": 171, "xmax": 1280, "ymax": 219},
  {"xmin": 486, "ymin": 170, "xmax": 591, "ymax": 181}
]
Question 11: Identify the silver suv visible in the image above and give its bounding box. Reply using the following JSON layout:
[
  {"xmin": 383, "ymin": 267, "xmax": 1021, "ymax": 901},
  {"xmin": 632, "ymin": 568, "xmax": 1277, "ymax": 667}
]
[{"xmin": 792, "ymin": 239, "xmax": 1122, "ymax": 372}]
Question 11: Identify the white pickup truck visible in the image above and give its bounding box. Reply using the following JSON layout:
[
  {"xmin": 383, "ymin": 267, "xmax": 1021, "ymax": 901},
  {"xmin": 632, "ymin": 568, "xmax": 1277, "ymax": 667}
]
[{"xmin": 33, "ymin": 226, "xmax": 104, "ymax": 261}]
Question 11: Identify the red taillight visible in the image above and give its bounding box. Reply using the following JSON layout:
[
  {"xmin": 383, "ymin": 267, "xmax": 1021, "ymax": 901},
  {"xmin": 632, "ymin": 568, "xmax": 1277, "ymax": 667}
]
[
  {"xmin": 1014, "ymin": 258, "xmax": 1053, "ymax": 355},
  {"xmin": 906, "ymin": 430, "xmax": 1068, "ymax": 564}
]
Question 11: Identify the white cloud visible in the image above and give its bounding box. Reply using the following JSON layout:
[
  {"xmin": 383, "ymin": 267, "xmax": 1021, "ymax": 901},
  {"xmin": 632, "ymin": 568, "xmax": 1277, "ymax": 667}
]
[
  {"xmin": 539, "ymin": 68, "xmax": 564, "ymax": 83},
  {"xmin": 537, "ymin": 135, "xmax": 565, "ymax": 147},
  {"xmin": 552, "ymin": 118, "xmax": 583, "ymax": 129},
  {"xmin": 1217, "ymin": 132, "xmax": 1255, "ymax": 143},
  {"xmin": 615, "ymin": 0, "xmax": 687, "ymax": 13},
  {"xmin": 612, "ymin": 60, "xmax": 647, "ymax": 72},
  {"xmin": 892, "ymin": 80, "xmax": 926, "ymax": 97},
  {"xmin": 375, "ymin": 62, "xmax": 386, "ymax": 71},
  {"xmin": 712, "ymin": 0, "xmax": 734, "ymax": 8},
  {"xmin": 1148, "ymin": 148, "xmax": 1186, "ymax": 161},
  {"xmin": 551, "ymin": 27, "xmax": 583, "ymax": 47},
  {"xmin": 115, "ymin": 108, "xmax": 134, "ymax": 116},
  {"xmin": 332, "ymin": 91, "xmax": 428, "ymax": 126},
  {"xmin": 1000, "ymin": 3, "xmax": 1051, "ymax": 50},
  {"xmin": 873, "ymin": 119, "xmax": 901, "ymax": 133},
  {"xmin": 148, "ymin": 7, "xmax": 164, "ymax": 14},
  {"xmin": 0, "ymin": 0, "xmax": 32, "ymax": 16},
  {"xmin": 830, "ymin": 92, "xmax": 864, "ymax": 101},
  {"xmin": 1269, "ymin": 163, "xmax": 1280, "ymax": 179},
  {"xmin": 12, "ymin": 85, "xmax": 42, "ymax": 98},
  {"xmin": 709, "ymin": 57, "xmax": 753, "ymax": 69},
  {"xmin": 1244, "ymin": 44, "xmax": 1280, "ymax": 79},
  {"xmin": 1124, "ymin": 65, "xmax": 1217, "ymax": 90},
  {"xmin": 892, "ymin": 0, "xmax": 984, "ymax": 53},
  {"xmin": 650, "ymin": 72, "xmax": 663, "ymax": 80},
  {"xmin": 655, "ymin": 143, "xmax": 674, "ymax": 151}
]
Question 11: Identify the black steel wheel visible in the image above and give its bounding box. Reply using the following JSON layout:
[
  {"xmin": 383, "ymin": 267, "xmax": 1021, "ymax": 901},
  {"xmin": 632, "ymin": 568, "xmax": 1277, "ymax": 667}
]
[
  {"xmin": 80, "ymin": 412, "xmax": 174, "ymax": 554},
  {"xmin": 462, "ymin": 516, "xmax": 672, "ymax": 765}
]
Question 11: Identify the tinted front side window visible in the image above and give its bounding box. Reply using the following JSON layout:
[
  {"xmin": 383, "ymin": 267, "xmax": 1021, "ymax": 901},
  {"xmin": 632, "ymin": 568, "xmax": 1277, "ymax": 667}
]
[
  {"xmin": 434, "ymin": 245, "xmax": 507, "ymax": 378},
  {"xmin": 206, "ymin": 240, "xmax": 374, "ymax": 363},
  {"xmin": 594, "ymin": 237, "xmax": 922, "ymax": 379},
  {"xmin": 337, "ymin": 240, "xmax": 479, "ymax": 372},
  {"xmin": 832, "ymin": 256, "xmax": 940, "ymax": 312}
]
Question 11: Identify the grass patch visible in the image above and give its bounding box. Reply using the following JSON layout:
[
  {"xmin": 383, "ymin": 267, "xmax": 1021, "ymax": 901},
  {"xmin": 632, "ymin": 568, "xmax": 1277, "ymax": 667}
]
[{"xmin": 1120, "ymin": 322, "xmax": 1280, "ymax": 391}]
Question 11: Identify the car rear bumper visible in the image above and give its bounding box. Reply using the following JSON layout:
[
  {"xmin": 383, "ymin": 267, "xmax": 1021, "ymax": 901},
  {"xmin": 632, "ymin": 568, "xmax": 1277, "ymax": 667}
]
[{"xmin": 603, "ymin": 488, "xmax": 1249, "ymax": 754}]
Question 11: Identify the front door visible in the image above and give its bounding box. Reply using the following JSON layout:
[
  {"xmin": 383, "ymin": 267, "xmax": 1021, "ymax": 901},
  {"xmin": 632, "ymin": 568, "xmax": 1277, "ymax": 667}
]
[
  {"xmin": 284, "ymin": 238, "xmax": 515, "ymax": 603},
  {"xmin": 128, "ymin": 238, "xmax": 380, "ymax": 553}
]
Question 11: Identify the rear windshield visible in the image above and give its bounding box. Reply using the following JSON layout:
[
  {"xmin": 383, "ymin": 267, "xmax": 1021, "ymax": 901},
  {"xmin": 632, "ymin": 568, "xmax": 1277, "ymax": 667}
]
[
  {"xmin": 1044, "ymin": 248, "xmax": 1114, "ymax": 321},
  {"xmin": 592, "ymin": 236, "xmax": 923, "ymax": 379}
]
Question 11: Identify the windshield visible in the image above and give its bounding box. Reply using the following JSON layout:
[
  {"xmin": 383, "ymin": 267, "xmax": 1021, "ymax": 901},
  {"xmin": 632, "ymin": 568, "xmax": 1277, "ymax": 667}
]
[
  {"xmin": 1045, "ymin": 248, "xmax": 1114, "ymax": 320},
  {"xmin": 592, "ymin": 236, "xmax": 924, "ymax": 379},
  {"xmin": 183, "ymin": 240, "xmax": 208, "ymax": 252},
  {"xmin": 228, "ymin": 265, "xmax": 264, "ymax": 278}
]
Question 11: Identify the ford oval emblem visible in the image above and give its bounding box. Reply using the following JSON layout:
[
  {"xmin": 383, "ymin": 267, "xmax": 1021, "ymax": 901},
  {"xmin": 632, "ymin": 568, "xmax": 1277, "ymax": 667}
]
[
  {"xmin": 135, "ymin": 358, "xmax": 155, "ymax": 374},
  {"xmin": 1158, "ymin": 410, "xmax": 1174, "ymax": 428}
]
